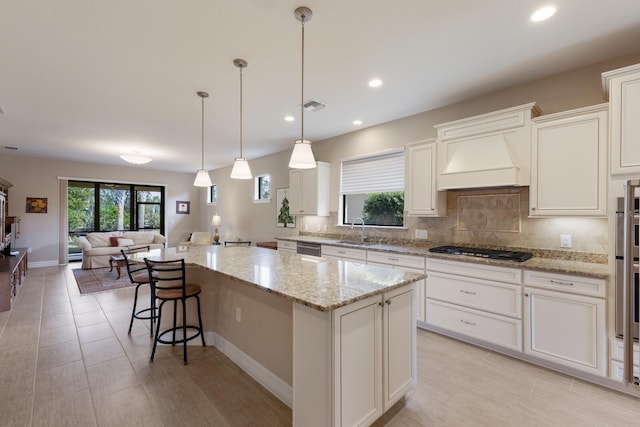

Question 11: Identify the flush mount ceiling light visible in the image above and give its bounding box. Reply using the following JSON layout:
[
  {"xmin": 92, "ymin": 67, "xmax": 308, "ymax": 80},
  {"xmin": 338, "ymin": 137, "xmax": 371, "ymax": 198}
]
[
  {"xmin": 120, "ymin": 152, "xmax": 152, "ymax": 165},
  {"xmin": 352, "ymin": 120, "xmax": 363, "ymax": 126},
  {"xmin": 288, "ymin": 6, "xmax": 317, "ymax": 170},
  {"xmin": 368, "ymin": 79, "xmax": 383, "ymax": 88},
  {"xmin": 284, "ymin": 115, "xmax": 295, "ymax": 122},
  {"xmin": 193, "ymin": 91, "xmax": 213, "ymax": 187},
  {"xmin": 230, "ymin": 58, "xmax": 252, "ymax": 180},
  {"xmin": 531, "ymin": 6, "xmax": 556, "ymax": 22}
]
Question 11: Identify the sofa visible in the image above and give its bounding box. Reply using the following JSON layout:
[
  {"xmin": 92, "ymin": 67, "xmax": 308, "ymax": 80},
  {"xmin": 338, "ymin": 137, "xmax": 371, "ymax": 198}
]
[{"xmin": 77, "ymin": 231, "xmax": 166, "ymax": 269}]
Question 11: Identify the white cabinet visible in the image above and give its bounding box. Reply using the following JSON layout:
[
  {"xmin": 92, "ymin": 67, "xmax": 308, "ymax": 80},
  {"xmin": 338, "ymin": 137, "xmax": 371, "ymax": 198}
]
[
  {"xmin": 609, "ymin": 338, "xmax": 640, "ymax": 382},
  {"xmin": 289, "ymin": 162, "xmax": 331, "ymax": 216},
  {"xmin": 321, "ymin": 245, "xmax": 366, "ymax": 262},
  {"xmin": 404, "ymin": 139, "xmax": 446, "ymax": 216},
  {"xmin": 426, "ymin": 258, "xmax": 523, "ymax": 351},
  {"xmin": 293, "ymin": 283, "xmax": 416, "ymax": 427},
  {"xmin": 523, "ymin": 271, "xmax": 606, "ymax": 376},
  {"xmin": 276, "ymin": 240, "xmax": 297, "ymax": 253},
  {"xmin": 602, "ymin": 63, "xmax": 640, "ymax": 176},
  {"xmin": 530, "ymin": 104, "xmax": 608, "ymax": 216},
  {"xmin": 367, "ymin": 251, "xmax": 426, "ymax": 323}
]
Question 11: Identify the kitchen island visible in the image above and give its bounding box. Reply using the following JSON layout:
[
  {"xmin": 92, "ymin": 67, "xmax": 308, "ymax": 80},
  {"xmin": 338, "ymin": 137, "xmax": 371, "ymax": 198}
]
[{"xmin": 132, "ymin": 245, "xmax": 425, "ymax": 427}]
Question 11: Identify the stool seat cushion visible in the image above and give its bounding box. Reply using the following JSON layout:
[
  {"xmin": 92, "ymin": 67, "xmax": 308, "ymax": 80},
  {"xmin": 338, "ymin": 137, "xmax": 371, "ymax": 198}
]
[{"xmin": 157, "ymin": 283, "xmax": 202, "ymax": 300}]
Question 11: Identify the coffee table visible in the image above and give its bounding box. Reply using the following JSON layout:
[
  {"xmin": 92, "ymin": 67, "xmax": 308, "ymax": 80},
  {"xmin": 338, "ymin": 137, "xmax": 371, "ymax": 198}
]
[{"xmin": 109, "ymin": 255, "xmax": 127, "ymax": 279}]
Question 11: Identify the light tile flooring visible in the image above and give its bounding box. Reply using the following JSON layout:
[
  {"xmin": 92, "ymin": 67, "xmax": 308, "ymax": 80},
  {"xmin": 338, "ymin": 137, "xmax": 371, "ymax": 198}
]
[{"xmin": 0, "ymin": 264, "xmax": 638, "ymax": 426}]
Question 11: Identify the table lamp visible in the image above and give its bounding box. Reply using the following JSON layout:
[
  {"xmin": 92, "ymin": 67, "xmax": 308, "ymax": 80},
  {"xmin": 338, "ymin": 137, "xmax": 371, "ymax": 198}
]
[{"xmin": 211, "ymin": 214, "xmax": 222, "ymax": 245}]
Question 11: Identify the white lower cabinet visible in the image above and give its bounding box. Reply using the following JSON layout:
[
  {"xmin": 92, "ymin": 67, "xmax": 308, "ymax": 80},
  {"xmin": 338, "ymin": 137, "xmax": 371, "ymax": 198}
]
[
  {"xmin": 276, "ymin": 240, "xmax": 297, "ymax": 253},
  {"xmin": 609, "ymin": 338, "xmax": 639, "ymax": 382},
  {"xmin": 523, "ymin": 285, "xmax": 606, "ymax": 376},
  {"xmin": 293, "ymin": 284, "xmax": 415, "ymax": 427},
  {"xmin": 426, "ymin": 258, "xmax": 523, "ymax": 351},
  {"xmin": 321, "ymin": 245, "xmax": 367, "ymax": 262}
]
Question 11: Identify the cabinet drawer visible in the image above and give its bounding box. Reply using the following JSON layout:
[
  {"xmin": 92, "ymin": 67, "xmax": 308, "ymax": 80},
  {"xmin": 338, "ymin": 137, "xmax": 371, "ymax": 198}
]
[
  {"xmin": 427, "ymin": 258, "xmax": 521, "ymax": 285},
  {"xmin": 524, "ymin": 270, "xmax": 605, "ymax": 298},
  {"xmin": 321, "ymin": 245, "xmax": 367, "ymax": 261},
  {"xmin": 609, "ymin": 338, "xmax": 640, "ymax": 364},
  {"xmin": 427, "ymin": 272, "xmax": 521, "ymax": 318},
  {"xmin": 367, "ymin": 251, "xmax": 425, "ymax": 270},
  {"xmin": 277, "ymin": 240, "xmax": 297, "ymax": 252},
  {"xmin": 426, "ymin": 299, "xmax": 522, "ymax": 351},
  {"xmin": 610, "ymin": 360, "xmax": 639, "ymax": 382}
]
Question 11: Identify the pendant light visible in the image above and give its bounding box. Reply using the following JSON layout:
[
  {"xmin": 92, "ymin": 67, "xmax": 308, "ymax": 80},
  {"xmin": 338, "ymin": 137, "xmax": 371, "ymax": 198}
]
[
  {"xmin": 194, "ymin": 91, "xmax": 213, "ymax": 187},
  {"xmin": 288, "ymin": 6, "xmax": 317, "ymax": 169},
  {"xmin": 230, "ymin": 58, "xmax": 252, "ymax": 179}
]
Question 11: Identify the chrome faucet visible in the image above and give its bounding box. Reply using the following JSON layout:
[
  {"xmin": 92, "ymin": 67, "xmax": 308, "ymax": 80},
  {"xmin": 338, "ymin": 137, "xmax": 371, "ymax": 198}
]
[{"xmin": 352, "ymin": 218, "xmax": 366, "ymax": 244}]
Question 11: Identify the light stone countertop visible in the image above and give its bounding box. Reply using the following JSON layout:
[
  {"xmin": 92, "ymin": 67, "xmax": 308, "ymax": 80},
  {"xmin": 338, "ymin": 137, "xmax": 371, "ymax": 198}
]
[
  {"xmin": 276, "ymin": 236, "xmax": 610, "ymax": 279},
  {"xmin": 131, "ymin": 245, "xmax": 426, "ymax": 312}
]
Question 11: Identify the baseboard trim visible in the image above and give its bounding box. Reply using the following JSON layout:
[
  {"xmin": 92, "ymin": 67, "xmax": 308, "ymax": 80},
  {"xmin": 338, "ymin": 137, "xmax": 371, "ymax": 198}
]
[
  {"xmin": 29, "ymin": 260, "xmax": 59, "ymax": 268},
  {"xmin": 205, "ymin": 331, "xmax": 293, "ymax": 408}
]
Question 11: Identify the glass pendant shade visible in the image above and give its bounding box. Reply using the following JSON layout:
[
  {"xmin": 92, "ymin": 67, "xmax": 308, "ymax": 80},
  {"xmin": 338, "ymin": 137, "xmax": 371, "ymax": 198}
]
[
  {"xmin": 193, "ymin": 169, "xmax": 212, "ymax": 187},
  {"xmin": 288, "ymin": 139, "xmax": 316, "ymax": 169},
  {"xmin": 230, "ymin": 157, "xmax": 252, "ymax": 179}
]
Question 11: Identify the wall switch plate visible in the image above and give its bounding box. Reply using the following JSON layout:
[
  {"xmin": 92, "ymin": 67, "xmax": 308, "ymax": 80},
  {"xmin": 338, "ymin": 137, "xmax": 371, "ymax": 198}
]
[
  {"xmin": 235, "ymin": 307, "xmax": 241, "ymax": 322},
  {"xmin": 560, "ymin": 234, "xmax": 572, "ymax": 248},
  {"xmin": 415, "ymin": 229, "xmax": 428, "ymax": 240}
]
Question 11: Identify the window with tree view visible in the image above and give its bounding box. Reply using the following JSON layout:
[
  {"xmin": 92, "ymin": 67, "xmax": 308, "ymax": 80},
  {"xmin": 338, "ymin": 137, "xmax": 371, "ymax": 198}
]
[
  {"xmin": 341, "ymin": 151, "xmax": 405, "ymax": 227},
  {"xmin": 67, "ymin": 181, "xmax": 164, "ymax": 259}
]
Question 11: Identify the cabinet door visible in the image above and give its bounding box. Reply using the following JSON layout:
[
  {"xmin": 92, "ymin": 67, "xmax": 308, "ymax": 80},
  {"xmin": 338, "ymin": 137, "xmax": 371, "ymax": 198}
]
[
  {"xmin": 405, "ymin": 140, "xmax": 445, "ymax": 216},
  {"xmin": 301, "ymin": 168, "xmax": 318, "ymax": 214},
  {"xmin": 609, "ymin": 68, "xmax": 640, "ymax": 175},
  {"xmin": 524, "ymin": 287, "xmax": 605, "ymax": 376},
  {"xmin": 383, "ymin": 285, "xmax": 415, "ymax": 411},
  {"xmin": 288, "ymin": 169, "xmax": 303, "ymax": 215},
  {"xmin": 530, "ymin": 106, "xmax": 607, "ymax": 216},
  {"xmin": 334, "ymin": 295, "xmax": 383, "ymax": 426}
]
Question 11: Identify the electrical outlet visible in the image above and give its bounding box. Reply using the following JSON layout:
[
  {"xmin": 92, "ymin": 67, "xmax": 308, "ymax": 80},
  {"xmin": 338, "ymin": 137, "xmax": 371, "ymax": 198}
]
[
  {"xmin": 560, "ymin": 234, "xmax": 572, "ymax": 248},
  {"xmin": 235, "ymin": 307, "xmax": 242, "ymax": 322},
  {"xmin": 415, "ymin": 229, "xmax": 428, "ymax": 240}
]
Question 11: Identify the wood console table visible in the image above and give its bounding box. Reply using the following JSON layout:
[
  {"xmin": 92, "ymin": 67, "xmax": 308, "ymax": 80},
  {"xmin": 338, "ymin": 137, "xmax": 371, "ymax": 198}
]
[{"xmin": 0, "ymin": 248, "xmax": 28, "ymax": 311}]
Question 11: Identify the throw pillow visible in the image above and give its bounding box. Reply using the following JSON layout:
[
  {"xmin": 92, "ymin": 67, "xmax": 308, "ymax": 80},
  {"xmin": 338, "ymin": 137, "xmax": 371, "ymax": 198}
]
[
  {"xmin": 117, "ymin": 238, "xmax": 135, "ymax": 247},
  {"xmin": 109, "ymin": 237, "xmax": 119, "ymax": 247}
]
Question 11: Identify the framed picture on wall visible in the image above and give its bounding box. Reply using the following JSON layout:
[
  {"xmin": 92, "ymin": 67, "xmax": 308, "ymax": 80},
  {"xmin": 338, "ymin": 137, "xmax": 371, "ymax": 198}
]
[
  {"xmin": 276, "ymin": 188, "xmax": 295, "ymax": 228},
  {"xmin": 26, "ymin": 197, "xmax": 48, "ymax": 213},
  {"xmin": 176, "ymin": 201, "xmax": 190, "ymax": 214}
]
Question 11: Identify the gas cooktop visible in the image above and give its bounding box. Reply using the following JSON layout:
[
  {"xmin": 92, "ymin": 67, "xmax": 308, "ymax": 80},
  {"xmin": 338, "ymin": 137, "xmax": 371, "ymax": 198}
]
[{"xmin": 428, "ymin": 245, "xmax": 533, "ymax": 262}]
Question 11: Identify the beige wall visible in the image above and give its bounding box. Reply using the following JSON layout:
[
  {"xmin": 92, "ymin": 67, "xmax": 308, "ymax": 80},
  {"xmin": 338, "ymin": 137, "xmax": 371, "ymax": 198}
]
[
  {"xmin": 3, "ymin": 52, "xmax": 640, "ymax": 264},
  {"xmin": 0, "ymin": 155, "xmax": 202, "ymax": 266}
]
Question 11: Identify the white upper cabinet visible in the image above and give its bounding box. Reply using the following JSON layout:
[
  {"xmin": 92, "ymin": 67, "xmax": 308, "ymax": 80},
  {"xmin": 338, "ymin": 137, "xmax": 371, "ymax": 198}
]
[
  {"xmin": 434, "ymin": 103, "xmax": 540, "ymax": 190},
  {"xmin": 288, "ymin": 162, "xmax": 331, "ymax": 216},
  {"xmin": 602, "ymin": 63, "xmax": 640, "ymax": 176},
  {"xmin": 404, "ymin": 139, "xmax": 446, "ymax": 216},
  {"xmin": 530, "ymin": 104, "xmax": 608, "ymax": 217}
]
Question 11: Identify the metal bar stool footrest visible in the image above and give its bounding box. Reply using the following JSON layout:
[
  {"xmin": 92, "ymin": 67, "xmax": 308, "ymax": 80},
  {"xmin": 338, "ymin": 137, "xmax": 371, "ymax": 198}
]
[{"xmin": 156, "ymin": 325, "xmax": 203, "ymax": 345}]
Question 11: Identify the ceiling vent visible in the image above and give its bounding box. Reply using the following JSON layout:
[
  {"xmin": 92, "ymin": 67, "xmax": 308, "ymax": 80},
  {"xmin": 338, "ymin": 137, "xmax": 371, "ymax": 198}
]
[{"xmin": 303, "ymin": 99, "xmax": 326, "ymax": 112}]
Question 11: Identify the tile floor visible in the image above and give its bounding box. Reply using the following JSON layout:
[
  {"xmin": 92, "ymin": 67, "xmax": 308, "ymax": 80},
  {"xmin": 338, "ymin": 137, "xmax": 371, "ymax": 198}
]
[{"xmin": 0, "ymin": 264, "xmax": 638, "ymax": 426}]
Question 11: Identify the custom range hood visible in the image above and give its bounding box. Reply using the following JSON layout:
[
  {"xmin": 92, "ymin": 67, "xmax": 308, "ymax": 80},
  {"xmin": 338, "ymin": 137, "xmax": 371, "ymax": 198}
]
[{"xmin": 435, "ymin": 102, "xmax": 540, "ymax": 190}]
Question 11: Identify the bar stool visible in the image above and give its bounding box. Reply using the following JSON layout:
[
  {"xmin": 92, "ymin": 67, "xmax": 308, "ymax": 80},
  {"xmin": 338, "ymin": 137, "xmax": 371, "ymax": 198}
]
[
  {"xmin": 145, "ymin": 258, "xmax": 206, "ymax": 365},
  {"xmin": 121, "ymin": 246, "xmax": 156, "ymax": 336}
]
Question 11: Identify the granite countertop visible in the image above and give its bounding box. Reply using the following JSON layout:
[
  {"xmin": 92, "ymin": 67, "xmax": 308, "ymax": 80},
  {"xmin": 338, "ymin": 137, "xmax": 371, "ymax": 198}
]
[
  {"xmin": 131, "ymin": 245, "xmax": 425, "ymax": 312},
  {"xmin": 276, "ymin": 236, "xmax": 610, "ymax": 279}
]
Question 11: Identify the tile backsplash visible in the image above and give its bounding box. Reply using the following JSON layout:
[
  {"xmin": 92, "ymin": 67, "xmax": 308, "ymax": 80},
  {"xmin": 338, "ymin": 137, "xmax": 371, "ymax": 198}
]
[{"xmin": 298, "ymin": 187, "xmax": 608, "ymax": 254}]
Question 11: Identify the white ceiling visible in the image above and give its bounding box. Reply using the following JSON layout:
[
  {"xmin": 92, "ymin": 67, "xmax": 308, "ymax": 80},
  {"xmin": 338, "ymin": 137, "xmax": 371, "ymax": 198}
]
[{"xmin": 1, "ymin": 0, "xmax": 640, "ymax": 174}]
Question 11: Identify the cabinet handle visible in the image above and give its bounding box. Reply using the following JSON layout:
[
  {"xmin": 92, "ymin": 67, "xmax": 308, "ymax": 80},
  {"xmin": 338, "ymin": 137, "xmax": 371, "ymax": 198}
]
[
  {"xmin": 550, "ymin": 279, "xmax": 574, "ymax": 287},
  {"xmin": 459, "ymin": 289, "xmax": 476, "ymax": 295},
  {"xmin": 386, "ymin": 300, "xmax": 391, "ymax": 305},
  {"xmin": 460, "ymin": 319, "xmax": 476, "ymax": 326},
  {"xmin": 388, "ymin": 257, "xmax": 399, "ymax": 261}
]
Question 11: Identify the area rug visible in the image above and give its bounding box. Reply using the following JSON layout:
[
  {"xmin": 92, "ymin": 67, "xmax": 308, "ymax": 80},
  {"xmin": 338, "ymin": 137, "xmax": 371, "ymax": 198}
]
[{"xmin": 72, "ymin": 267, "xmax": 135, "ymax": 294}]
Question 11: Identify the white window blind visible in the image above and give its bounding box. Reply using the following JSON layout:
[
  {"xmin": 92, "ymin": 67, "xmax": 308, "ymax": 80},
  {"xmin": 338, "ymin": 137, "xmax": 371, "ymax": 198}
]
[{"xmin": 341, "ymin": 151, "xmax": 404, "ymax": 194}]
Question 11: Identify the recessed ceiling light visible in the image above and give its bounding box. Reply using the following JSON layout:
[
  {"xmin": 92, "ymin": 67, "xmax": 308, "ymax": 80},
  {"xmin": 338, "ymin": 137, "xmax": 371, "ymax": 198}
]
[
  {"xmin": 284, "ymin": 115, "xmax": 295, "ymax": 122},
  {"xmin": 368, "ymin": 79, "xmax": 383, "ymax": 88},
  {"xmin": 531, "ymin": 6, "xmax": 556, "ymax": 22},
  {"xmin": 353, "ymin": 120, "xmax": 363, "ymax": 126}
]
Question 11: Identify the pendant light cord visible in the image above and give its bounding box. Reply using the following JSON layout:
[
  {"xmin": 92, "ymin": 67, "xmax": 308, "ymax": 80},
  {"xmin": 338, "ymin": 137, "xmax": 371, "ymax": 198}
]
[
  {"xmin": 201, "ymin": 95, "xmax": 205, "ymax": 169},
  {"xmin": 240, "ymin": 65, "xmax": 244, "ymax": 158},
  {"xmin": 300, "ymin": 15, "xmax": 306, "ymax": 143}
]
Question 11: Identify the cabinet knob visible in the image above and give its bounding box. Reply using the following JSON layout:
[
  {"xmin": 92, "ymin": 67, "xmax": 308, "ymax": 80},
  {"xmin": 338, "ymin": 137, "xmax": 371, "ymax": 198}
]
[
  {"xmin": 531, "ymin": 207, "xmax": 536, "ymax": 211},
  {"xmin": 386, "ymin": 300, "xmax": 391, "ymax": 305},
  {"xmin": 524, "ymin": 293, "xmax": 529, "ymax": 297},
  {"xmin": 378, "ymin": 302, "xmax": 383, "ymax": 307}
]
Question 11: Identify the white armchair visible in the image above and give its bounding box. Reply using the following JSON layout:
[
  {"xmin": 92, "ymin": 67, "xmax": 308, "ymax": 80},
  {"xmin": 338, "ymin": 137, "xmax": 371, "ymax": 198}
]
[{"xmin": 189, "ymin": 232, "xmax": 214, "ymax": 246}]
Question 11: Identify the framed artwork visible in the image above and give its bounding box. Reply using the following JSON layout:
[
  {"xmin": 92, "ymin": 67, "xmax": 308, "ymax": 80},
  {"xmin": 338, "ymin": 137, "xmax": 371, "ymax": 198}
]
[
  {"xmin": 276, "ymin": 188, "xmax": 295, "ymax": 228},
  {"xmin": 176, "ymin": 201, "xmax": 190, "ymax": 214},
  {"xmin": 26, "ymin": 197, "xmax": 48, "ymax": 213}
]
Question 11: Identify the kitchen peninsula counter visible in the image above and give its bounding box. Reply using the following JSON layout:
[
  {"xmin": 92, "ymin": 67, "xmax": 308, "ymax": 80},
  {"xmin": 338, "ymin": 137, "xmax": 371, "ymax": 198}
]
[{"xmin": 132, "ymin": 244, "xmax": 425, "ymax": 311}]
